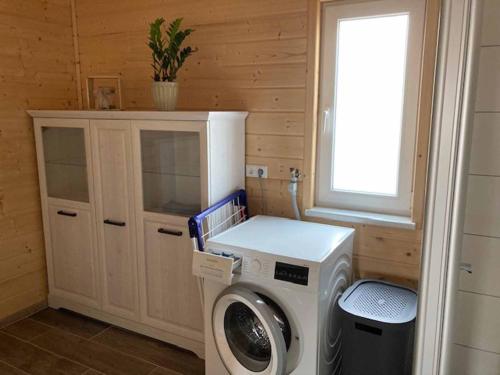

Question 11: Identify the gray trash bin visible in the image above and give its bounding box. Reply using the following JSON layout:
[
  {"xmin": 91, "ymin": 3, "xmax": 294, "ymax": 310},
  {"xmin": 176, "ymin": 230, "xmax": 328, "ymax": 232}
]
[{"xmin": 338, "ymin": 280, "xmax": 417, "ymax": 375}]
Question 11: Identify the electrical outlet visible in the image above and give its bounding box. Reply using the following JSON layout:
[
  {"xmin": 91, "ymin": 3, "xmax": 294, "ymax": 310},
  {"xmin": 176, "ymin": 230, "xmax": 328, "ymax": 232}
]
[{"xmin": 246, "ymin": 165, "xmax": 268, "ymax": 178}]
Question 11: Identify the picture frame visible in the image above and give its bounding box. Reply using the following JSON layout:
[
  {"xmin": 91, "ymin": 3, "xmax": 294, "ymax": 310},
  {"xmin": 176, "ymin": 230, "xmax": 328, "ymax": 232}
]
[{"xmin": 86, "ymin": 76, "xmax": 123, "ymax": 110}]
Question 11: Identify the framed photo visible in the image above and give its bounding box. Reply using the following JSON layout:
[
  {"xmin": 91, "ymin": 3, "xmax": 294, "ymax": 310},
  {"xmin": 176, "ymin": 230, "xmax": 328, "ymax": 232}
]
[{"xmin": 86, "ymin": 76, "xmax": 123, "ymax": 110}]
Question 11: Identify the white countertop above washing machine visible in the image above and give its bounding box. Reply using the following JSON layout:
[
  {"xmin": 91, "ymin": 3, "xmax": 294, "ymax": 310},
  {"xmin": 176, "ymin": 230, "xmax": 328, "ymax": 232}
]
[{"xmin": 206, "ymin": 215, "xmax": 354, "ymax": 262}]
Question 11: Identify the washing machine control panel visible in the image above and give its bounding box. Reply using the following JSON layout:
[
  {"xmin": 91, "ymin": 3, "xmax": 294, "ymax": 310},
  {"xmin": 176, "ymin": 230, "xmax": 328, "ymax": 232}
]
[
  {"xmin": 242, "ymin": 257, "xmax": 271, "ymax": 277},
  {"xmin": 242, "ymin": 256, "xmax": 311, "ymax": 287},
  {"xmin": 274, "ymin": 262, "xmax": 309, "ymax": 286}
]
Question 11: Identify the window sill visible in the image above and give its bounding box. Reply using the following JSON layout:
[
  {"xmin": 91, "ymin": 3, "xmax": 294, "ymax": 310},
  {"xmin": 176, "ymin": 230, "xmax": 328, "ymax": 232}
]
[{"xmin": 305, "ymin": 207, "xmax": 416, "ymax": 230}]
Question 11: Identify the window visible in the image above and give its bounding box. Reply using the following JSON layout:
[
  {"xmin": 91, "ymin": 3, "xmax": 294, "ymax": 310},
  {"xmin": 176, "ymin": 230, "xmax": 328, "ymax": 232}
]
[{"xmin": 316, "ymin": 0, "xmax": 425, "ymax": 217}]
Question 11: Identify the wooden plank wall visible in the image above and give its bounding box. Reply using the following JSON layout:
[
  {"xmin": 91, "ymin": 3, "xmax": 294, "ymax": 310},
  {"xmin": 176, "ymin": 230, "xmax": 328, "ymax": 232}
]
[
  {"xmin": 74, "ymin": 0, "xmax": 308, "ymax": 218},
  {"xmin": 307, "ymin": 0, "xmax": 439, "ymax": 289},
  {"xmin": 0, "ymin": 0, "xmax": 77, "ymax": 321},
  {"xmin": 73, "ymin": 0, "xmax": 436, "ymax": 288}
]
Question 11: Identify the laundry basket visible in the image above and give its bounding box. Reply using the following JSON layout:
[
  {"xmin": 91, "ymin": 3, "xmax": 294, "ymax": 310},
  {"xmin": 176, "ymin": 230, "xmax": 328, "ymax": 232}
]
[{"xmin": 338, "ymin": 280, "xmax": 417, "ymax": 375}]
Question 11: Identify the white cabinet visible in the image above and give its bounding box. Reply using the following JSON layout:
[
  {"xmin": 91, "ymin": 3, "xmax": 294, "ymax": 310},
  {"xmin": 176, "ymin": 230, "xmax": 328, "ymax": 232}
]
[
  {"xmin": 133, "ymin": 120, "xmax": 207, "ymax": 342},
  {"xmin": 91, "ymin": 120, "xmax": 139, "ymax": 320},
  {"xmin": 140, "ymin": 219, "xmax": 203, "ymax": 338},
  {"xmin": 30, "ymin": 111, "xmax": 247, "ymax": 358},
  {"xmin": 47, "ymin": 204, "xmax": 99, "ymax": 308},
  {"xmin": 40, "ymin": 122, "xmax": 90, "ymax": 202},
  {"xmin": 138, "ymin": 126, "xmax": 203, "ymax": 215},
  {"xmin": 34, "ymin": 118, "xmax": 100, "ymax": 309}
]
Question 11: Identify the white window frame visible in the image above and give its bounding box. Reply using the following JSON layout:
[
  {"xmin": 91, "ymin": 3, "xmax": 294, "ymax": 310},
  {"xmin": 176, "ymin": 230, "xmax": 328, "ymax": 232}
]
[{"xmin": 316, "ymin": 0, "xmax": 425, "ymax": 217}]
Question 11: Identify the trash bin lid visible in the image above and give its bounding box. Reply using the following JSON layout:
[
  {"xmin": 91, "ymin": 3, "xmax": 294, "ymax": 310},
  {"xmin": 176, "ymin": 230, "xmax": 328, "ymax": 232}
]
[{"xmin": 339, "ymin": 280, "xmax": 417, "ymax": 324}]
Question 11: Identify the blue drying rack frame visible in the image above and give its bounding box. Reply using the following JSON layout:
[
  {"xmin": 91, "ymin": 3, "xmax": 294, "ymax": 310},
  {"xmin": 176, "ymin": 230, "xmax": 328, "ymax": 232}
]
[{"xmin": 188, "ymin": 189, "xmax": 249, "ymax": 252}]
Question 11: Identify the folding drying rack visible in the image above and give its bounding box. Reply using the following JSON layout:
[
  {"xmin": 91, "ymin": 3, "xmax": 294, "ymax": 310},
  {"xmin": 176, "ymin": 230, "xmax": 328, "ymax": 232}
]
[
  {"xmin": 188, "ymin": 190, "xmax": 250, "ymax": 301},
  {"xmin": 188, "ymin": 189, "xmax": 249, "ymax": 252}
]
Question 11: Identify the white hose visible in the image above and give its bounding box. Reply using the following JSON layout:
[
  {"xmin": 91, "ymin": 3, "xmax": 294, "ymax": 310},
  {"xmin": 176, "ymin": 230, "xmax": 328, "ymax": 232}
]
[
  {"xmin": 290, "ymin": 187, "xmax": 301, "ymax": 221},
  {"xmin": 288, "ymin": 168, "xmax": 301, "ymax": 221}
]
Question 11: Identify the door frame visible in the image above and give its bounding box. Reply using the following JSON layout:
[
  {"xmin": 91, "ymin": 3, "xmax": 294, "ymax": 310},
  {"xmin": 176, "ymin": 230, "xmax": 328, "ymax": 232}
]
[{"xmin": 413, "ymin": 0, "xmax": 483, "ymax": 374}]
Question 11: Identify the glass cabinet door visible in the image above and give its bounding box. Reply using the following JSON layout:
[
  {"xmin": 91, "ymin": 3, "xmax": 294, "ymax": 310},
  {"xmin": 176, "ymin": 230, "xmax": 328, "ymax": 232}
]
[
  {"xmin": 42, "ymin": 127, "xmax": 89, "ymax": 202},
  {"xmin": 140, "ymin": 130, "xmax": 201, "ymax": 216}
]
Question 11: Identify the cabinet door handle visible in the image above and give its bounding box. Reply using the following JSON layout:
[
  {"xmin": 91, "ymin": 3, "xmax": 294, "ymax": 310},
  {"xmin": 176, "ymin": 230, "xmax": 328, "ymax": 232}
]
[
  {"xmin": 158, "ymin": 228, "xmax": 183, "ymax": 237},
  {"xmin": 104, "ymin": 219, "xmax": 126, "ymax": 227},
  {"xmin": 57, "ymin": 210, "xmax": 77, "ymax": 217}
]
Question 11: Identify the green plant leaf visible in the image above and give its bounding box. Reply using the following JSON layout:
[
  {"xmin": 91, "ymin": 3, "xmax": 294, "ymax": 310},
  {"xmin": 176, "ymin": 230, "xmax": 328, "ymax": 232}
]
[
  {"xmin": 148, "ymin": 17, "xmax": 196, "ymax": 82},
  {"xmin": 148, "ymin": 18, "xmax": 167, "ymax": 81}
]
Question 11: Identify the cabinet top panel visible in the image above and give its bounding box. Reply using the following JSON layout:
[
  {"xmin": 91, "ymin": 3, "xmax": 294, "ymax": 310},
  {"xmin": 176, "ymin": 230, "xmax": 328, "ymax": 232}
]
[{"xmin": 27, "ymin": 110, "xmax": 248, "ymax": 122}]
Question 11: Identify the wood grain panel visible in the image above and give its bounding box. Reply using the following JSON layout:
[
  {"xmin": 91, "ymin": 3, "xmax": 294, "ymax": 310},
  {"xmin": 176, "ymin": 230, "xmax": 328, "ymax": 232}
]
[
  {"xmin": 0, "ymin": 0, "xmax": 77, "ymax": 320},
  {"xmin": 78, "ymin": 10, "xmax": 306, "ymax": 42},
  {"xmin": 0, "ymin": 232, "xmax": 44, "ymax": 262},
  {"xmin": 245, "ymin": 156, "xmax": 304, "ymax": 180},
  {"xmin": 79, "ymin": 37, "xmax": 307, "ymax": 68},
  {"xmin": 246, "ymin": 178, "xmax": 302, "ymax": 200},
  {"xmin": 353, "ymin": 256, "xmax": 419, "ymax": 290},
  {"xmin": 248, "ymin": 196, "xmax": 301, "ymax": 218},
  {"xmin": 177, "ymin": 88, "xmax": 306, "ymax": 112},
  {"xmin": 246, "ymin": 134, "xmax": 304, "ymax": 159},
  {"xmin": 356, "ymin": 225, "xmax": 422, "ymax": 266},
  {"xmin": 411, "ymin": 0, "xmax": 441, "ymax": 227},
  {"xmin": 246, "ymin": 113, "xmax": 305, "ymax": 136},
  {"xmin": 73, "ymin": 0, "xmax": 434, "ymax": 286},
  {"xmin": 74, "ymin": 0, "xmax": 309, "ymax": 225},
  {"xmin": 0, "ymin": 271, "xmax": 47, "ymax": 303},
  {"xmin": 0, "ymin": 248, "xmax": 45, "ymax": 284},
  {"xmin": 76, "ymin": 0, "xmax": 306, "ymax": 25},
  {"xmin": 0, "ymin": 287, "xmax": 47, "ymax": 321},
  {"xmin": 307, "ymin": 215, "xmax": 421, "ymax": 289}
]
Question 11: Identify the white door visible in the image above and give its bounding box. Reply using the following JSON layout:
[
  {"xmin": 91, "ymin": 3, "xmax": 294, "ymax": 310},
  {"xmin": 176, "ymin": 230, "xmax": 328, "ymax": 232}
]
[
  {"xmin": 414, "ymin": 0, "xmax": 490, "ymax": 374},
  {"xmin": 141, "ymin": 219, "xmax": 203, "ymax": 338},
  {"xmin": 34, "ymin": 119, "xmax": 100, "ymax": 309},
  {"xmin": 47, "ymin": 204, "xmax": 99, "ymax": 307},
  {"xmin": 449, "ymin": 0, "xmax": 500, "ymax": 372},
  {"xmin": 132, "ymin": 120, "xmax": 207, "ymax": 340},
  {"xmin": 91, "ymin": 120, "xmax": 139, "ymax": 320},
  {"xmin": 212, "ymin": 286, "xmax": 290, "ymax": 375}
]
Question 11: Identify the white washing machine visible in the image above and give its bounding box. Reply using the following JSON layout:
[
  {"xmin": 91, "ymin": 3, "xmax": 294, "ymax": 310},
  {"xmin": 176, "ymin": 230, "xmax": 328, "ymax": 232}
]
[{"xmin": 203, "ymin": 215, "xmax": 354, "ymax": 375}]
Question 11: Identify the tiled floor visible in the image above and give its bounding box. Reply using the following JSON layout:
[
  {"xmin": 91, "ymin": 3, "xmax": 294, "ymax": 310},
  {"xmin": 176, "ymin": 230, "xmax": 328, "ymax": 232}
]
[{"xmin": 0, "ymin": 308, "xmax": 205, "ymax": 375}]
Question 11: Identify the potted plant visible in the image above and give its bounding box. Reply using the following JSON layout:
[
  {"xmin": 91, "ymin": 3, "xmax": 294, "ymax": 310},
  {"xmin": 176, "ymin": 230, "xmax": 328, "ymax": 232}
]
[{"xmin": 148, "ymin": 18, "xmax": 196, "ymax": 111}]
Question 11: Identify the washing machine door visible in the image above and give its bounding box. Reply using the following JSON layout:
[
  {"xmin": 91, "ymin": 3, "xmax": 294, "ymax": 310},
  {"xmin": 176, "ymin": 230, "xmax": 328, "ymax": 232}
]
[{"xmin": 212, "ymin": 285, "xmax": 288, "ymax": 375}]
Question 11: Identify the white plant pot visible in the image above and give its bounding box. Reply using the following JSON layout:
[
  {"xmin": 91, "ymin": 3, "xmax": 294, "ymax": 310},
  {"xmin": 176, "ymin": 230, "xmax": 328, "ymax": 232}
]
[{"xmin": 152, "ymin": 81, "xmax": 178, "ymax": 111}]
